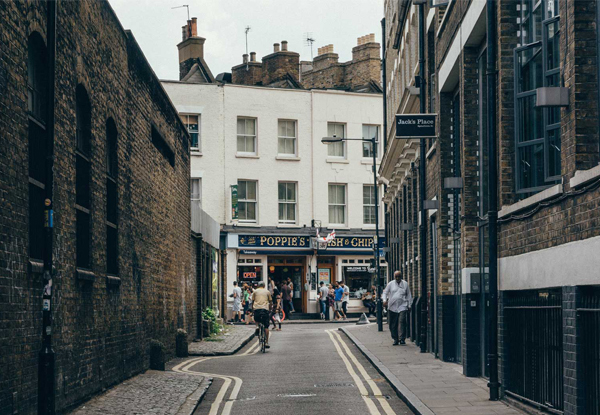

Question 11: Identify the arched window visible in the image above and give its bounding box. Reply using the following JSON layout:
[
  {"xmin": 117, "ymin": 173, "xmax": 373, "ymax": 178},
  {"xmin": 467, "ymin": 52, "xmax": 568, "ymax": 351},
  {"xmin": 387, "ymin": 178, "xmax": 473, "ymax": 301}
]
[
  {"xmin": 27, "ymin": 32, "xmax": 48, "ymax": 261},
  {"xmin": 106, "ymin": 118, "xmax": 118, "ymax": 275},
  {"xmin": 75, "ymin": 84, "xmax": 92, "ymax": 270}
]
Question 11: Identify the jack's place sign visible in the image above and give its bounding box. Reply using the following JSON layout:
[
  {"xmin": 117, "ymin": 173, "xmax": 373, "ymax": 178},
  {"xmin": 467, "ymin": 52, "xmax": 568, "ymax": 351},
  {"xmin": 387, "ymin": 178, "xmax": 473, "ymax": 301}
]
[{"xmin": 395, "ymin": 114, "xmax": 437, "ymax": 139}]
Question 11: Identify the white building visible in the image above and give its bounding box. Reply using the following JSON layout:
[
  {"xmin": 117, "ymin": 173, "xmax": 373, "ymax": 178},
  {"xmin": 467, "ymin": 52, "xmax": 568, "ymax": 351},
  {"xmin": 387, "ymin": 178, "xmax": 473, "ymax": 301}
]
[{"xmin": 163, "ymin": 20, "xmax": 385, "ymax": 316}]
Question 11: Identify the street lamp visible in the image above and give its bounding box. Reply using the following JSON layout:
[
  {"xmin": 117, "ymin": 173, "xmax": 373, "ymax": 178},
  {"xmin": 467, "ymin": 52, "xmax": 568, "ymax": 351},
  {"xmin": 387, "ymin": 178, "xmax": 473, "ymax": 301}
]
[{"xmin": 321, "ymin": 134, "xmax": 384, "ymax": 332}]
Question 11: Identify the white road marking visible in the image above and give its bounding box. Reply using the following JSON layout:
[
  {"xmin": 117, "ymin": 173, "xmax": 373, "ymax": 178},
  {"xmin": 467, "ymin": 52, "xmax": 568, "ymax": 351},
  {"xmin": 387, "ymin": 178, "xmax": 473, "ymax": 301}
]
[{"xmin": 277, "ymin": 393, "xmax": 317, "ymax": 398}]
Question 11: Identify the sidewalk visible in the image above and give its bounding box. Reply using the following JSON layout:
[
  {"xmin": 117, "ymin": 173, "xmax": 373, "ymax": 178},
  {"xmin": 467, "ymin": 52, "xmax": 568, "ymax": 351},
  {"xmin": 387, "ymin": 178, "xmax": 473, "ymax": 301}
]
[
  {"xmin": 68, "ymin": 370, "xmax": 210, "ymax": 415},
  {"xmin": 189, "ymin": 324, "xmax": 255, "ymax": 356},
  {"xmin": 341, "ymin": 324, "xmax": 524, "ymax": 415}
]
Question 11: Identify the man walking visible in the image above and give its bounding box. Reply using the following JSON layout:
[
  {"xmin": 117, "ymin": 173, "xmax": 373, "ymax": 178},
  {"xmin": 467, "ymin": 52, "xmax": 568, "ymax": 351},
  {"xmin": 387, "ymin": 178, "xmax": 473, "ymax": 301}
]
[
  {"xmin": 341, "ymin": 281, "xmax": 350, "ymax": 318},
  {"xmin": 318, "ymin": 281, "xmax": 329, "ymax": 320},
  {"xmin": 333, "ymin": 282, "xmax": 346, "ymax": 321},
  {"xmin": 382, "ymin": 271, "xmax": 412, "ymax": 345}
]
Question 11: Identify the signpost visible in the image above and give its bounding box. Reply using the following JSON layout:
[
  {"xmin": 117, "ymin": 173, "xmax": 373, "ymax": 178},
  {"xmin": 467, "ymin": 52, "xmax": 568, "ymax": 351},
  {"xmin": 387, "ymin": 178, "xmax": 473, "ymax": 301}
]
[
  {"xmin": 231, "ymin": 185, "xmax": 238, "ymax": 219},
  {"xmin": 395, "ymin": 114, "xmax": 437, "ymax": 139}
]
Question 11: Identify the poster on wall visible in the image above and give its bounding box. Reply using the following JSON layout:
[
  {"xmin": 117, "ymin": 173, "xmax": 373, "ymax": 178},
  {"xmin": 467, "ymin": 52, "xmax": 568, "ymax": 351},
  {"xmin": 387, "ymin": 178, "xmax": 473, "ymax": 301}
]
[
  {"xmin": 211, "ymin": 249, "xmax": 219, "ymax": 316},
  {"xmin": 318, "ymin": 268, "xmax": 331, "ymax": 285}
]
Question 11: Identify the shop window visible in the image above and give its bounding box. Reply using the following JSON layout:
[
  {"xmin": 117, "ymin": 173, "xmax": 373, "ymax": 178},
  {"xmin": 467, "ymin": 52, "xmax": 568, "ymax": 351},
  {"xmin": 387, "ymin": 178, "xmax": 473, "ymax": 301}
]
[
  {"xmin": 362, "ymin": 125, "xmax": 379, "ymax": 158},
  {"xmin": 327, "ymin": 123, "xmax": 345, "ymax": 158},
  {"xmin": 76, "ymin": 85, "xmax": 92, "ymax": 270},
  {"xmin": 106, "ymin": 118, "xmax": 118, "ymax": 275},
  {"xmin": 278, "ymin": 120, "xmax": 297, "ymax": 156},
  {"xmin": 27, "ymin": 32, "xmax": 47, "ymax": 261},
  {"xmin": 180, "ymin": 114, "xmax": 200, "ymax": 150},
  {"xmin": 238, "ymin": 180, "xmax": 257, "ymax": 223},
  {"xmin": 343, "ymin": 266, "xmax": 375, "ymax": 299},
  {"xmin": 278, "ymin": 182, "xmax": 297, "ymax": 224},
  {"xmin": 328, "ymin": 183, "xmax": 347, "ymax": 225},
  {"xmin": 238, "ymin": 264, "xmax": 262, "ymax": 285},
  {"xmin": 515, "ymin": 0, "xmax": 561, "ymax": 196},
  {"xmin": 237, "ymin": 117, "xmax": 256, "ymax": 154}
]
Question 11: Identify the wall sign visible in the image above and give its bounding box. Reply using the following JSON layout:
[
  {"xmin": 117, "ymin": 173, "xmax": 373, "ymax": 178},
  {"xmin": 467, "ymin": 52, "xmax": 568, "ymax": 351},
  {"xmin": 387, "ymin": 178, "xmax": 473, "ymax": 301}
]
[
  {"xmin": 239, "ymin": 235, "xmax": 310, "ymax": 248},
  {"xmin": 324, "ymin": 236, "xmax": 386, "ymax": 250},
  {"xmin": 395, "ymin": 114, "xmax": 437, "ymax": 139}
]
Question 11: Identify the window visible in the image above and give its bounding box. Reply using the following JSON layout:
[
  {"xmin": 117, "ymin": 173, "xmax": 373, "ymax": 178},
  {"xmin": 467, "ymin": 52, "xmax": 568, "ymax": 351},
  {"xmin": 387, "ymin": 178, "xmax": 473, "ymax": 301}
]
[
  {"xmin": 327, "ymin": 123, "xmax": 345, "ymax": 157},
  {"xmin": 27, "ymin": 33, "xmax": 47, "ymax": 261},
  {"xmin": 278, "ymin": 182, "xmax": 297, "ymax": 224},
  {"xmin": 363, "ymin": 185, "xmax": 376, "ymax": 225},
  {"xmin": 191, "ymin": 178, "xmax": 202, "ymax": 208},
  {"xmin": 278, "ymin": 120, "xmax": 297, "ymax": 156},
  {"xmin": 515, "ymin": 0, "xmax": 561, "ymax": 196},
  {"xmin": 106, "ymin": 119, "xmax": 118, "ymax": 275},
  {"xmin": 362, "ymin": 125, "xmax": 379, "ymax": 158},
  {"xmin": 181, "ymin": 114, "xmax": 200, "ymax": 150},
  {"xmin": 76, "ymin": 85, "xmax": 92, "ymax": 270},
  {"xmin": 328, "ymin": 184, "xmax": 346, "ymax": 225},
  {"xmin": 237, "ymin": 118, "xmax": 256, "ymax": 154},
  {"xmin": 238, "ymin": 180, "xmax": 257, "ymax": 222}
]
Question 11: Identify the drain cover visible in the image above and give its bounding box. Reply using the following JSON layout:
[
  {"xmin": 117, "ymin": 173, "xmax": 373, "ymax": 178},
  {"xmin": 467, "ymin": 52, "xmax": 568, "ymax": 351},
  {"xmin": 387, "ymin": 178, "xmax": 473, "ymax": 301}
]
[{"xmin": 314, "ymin": 382, "xmax": 355, "ymax": 388}]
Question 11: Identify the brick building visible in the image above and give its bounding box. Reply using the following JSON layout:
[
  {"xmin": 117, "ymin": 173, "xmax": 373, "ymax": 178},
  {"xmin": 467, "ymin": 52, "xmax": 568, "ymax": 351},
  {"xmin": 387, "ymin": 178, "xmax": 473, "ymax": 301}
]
[
  {"xmin": 0, "ymin": 1, "xmax": 194, "ymax": 414},
  {"xmin": 381, "ymin": 0, "xmax": 600, "ymax": 413}
]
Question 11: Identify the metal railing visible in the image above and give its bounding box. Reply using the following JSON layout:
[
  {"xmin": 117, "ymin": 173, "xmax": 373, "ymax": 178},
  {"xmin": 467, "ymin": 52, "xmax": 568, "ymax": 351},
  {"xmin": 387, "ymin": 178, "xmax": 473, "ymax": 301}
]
[
  {"xmin": 579, "ymin": 287, "xmax": 600, "ymax": 415},
  {"xmin": 504, "ymin": 289, "xmax": 563, "ymax": 412}
]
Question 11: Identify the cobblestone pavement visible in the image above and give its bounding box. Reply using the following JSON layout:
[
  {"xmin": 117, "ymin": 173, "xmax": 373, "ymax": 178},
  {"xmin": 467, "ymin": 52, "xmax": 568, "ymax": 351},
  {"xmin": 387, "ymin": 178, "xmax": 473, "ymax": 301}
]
[
  {"xmin": 68, "ymin": 370, "xmax": 208, "ymax": 415},
  {"xmin": 342, "ymin": 324, "xmax": 524, "ymax": 415},
  {"xmin": 188, "ymin": 325, "xmax": 255, "ymax": 356}
]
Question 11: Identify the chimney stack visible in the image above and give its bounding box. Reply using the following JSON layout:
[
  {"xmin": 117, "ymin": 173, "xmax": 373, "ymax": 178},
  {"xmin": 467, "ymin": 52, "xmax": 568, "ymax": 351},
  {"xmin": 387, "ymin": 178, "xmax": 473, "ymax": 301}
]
[
  {"xmin": 281, "ymin": 40, "xmax": 288, "ymax": 51},
  {"xmin": 243, "ymin": 54, "xmax": 248, "ymax": 64},
  {"xmin": 191, "ymin": 17, "xmax": 198, "ymax": 37},
  {"xmin": 273, "ymin": 43, "xmax": 280, "ymax": 52},
  {"xmin": 250, "ymin": 52, "xmax": 256, "ymax": 62},
  {"xmin": 178, "ymin": 18, "xmax": 208, "ymax": 80}
]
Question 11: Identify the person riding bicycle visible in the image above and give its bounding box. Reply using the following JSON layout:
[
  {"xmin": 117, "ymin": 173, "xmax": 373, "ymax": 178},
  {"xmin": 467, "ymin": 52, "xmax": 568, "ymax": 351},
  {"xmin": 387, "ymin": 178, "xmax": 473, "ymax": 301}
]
[{"xmin": 252, "ymin": 281, "xmax": 273, "ymax": 349}]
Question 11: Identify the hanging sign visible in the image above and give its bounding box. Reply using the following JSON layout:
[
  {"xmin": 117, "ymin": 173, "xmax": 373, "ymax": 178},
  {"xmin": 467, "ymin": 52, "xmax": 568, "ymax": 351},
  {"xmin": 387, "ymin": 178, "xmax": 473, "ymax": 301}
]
[{"xmin": 395, "ymin": 114, "xmax": 437, "ymax": 139}]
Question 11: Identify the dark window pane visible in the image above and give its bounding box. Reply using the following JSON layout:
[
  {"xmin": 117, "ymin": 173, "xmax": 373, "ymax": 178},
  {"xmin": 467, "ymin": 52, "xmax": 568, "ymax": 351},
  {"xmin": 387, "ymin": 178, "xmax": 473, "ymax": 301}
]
[
  {"xmin": 107, "ymin": 225, "xmax": 118, "ymax": 275},
  {"xmin": 547, "ymin": 128, "xmax": 561, "ymax": 178},
  {"xmin": 518, "ymin": 96, "xmax": 544, "ymax": 143},
  {"xmin": 76, "ymin": 209, "xmax": 91, "ymax": 269},
  {"xmin": 28, "ymin": 120, "xmax": 46, "ymax": 184},
  {"xmin": 518, "ymin": 143, "xmax": 545, "ymax": 191},
  {"xmin": 76, "ymin": 154, "xmax": 91, "ymax": 209},
  {"xmin": 27, "ymin": 34, "xmax": 47, "ymax": 123},
  {"xmin": 107, "ymin": 178, "xmax": 117, "ymax": 225},
  {"xmin": 29, "ymin": 184, "xmax": 45, "ymax": 260},
  {"xmin": 106, "ymin": 119, "xmax": 118, "ymax": 177},
  {"xmin": 517, "ymin": 45, "xmax": 543, "ymax": 93},
  {"xmin": 76, "ymin": 86, "xmax": 91, "ymax": 156},
  {"xmin": 546, "ymin": 20, "xmax": 560, "ymax": 71}
]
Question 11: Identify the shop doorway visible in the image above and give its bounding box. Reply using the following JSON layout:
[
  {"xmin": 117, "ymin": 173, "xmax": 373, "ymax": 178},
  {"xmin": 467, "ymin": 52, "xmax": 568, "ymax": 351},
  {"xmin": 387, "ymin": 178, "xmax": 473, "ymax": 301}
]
[{"xmin": 268, "ymin": 257, "xmax": 306, "ymax": 313}]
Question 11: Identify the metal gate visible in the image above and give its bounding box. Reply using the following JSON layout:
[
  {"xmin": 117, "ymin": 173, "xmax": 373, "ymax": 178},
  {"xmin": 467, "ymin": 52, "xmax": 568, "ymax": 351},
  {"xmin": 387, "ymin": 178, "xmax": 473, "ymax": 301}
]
[
  {"xmin": 504, "ymin": 289, "xmax": 563, "ymax": 412},
  {"xmin": 579, "ymin": 286, "xmax": 600, "ymax": 415}
]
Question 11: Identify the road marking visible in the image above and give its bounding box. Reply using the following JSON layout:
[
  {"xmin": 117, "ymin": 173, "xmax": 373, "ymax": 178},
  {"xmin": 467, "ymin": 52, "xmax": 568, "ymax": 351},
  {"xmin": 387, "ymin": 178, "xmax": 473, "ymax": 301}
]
[
  {"xmin": 277, "ymin": 393, "xmax": 317, "ymax": 398},
  {"xmin": 326, "ymin": 330, "xmax": 380, "ymax": 415}
]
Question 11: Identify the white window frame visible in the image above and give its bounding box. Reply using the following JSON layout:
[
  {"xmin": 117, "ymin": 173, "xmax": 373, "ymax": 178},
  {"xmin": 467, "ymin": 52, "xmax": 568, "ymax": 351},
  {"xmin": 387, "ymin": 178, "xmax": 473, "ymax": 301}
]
[
  {"xmin": 277, "ymin": 119, "xmax": 297, "ymax": 156},
  {"xmin": 237, "ymin": 179, "xmax": 258, "ymax": 223},
  {"xmin": 362, "ymin": 124, "xmax": 380, "ymax": 159},
  {"xmin": 191, "ymin": 178, "xmax": 202, "ymax": 208},
  {"xmin": 278, "ymin": 182, "xmax": 297, "ymax": 224},
  {"xmin": 237, "ymin": 117, "xmax": 257, "ymax": 155},
  {"xmin": 328, "ymin": 183, "xmax": 347, "ymax": 226},
  {"xmin": 181, "ymin": 114, "xmax": 200, "ymax": 151},
  {"xmin": 327, "ymin": 123, "xmax": 346, "ymax": 159},
  {"xmin": 363, "ymin": 184, "xmax": 376, "ymax": 225}
]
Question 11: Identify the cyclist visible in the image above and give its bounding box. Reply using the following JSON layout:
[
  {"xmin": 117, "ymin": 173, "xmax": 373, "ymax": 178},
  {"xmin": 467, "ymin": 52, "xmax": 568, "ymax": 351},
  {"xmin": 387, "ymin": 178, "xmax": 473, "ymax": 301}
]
[{"xmin": 252, "ymin": 281, "xmax": 273, "ymax": 349}]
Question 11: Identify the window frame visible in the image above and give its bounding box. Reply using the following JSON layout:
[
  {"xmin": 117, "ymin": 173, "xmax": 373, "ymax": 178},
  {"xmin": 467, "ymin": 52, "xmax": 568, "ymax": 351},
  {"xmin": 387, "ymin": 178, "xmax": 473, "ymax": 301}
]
[
  {"xmin": 181, "ymin": 113, "xmax": 200, "ymax": 151},
  {"xmin": 362, "ymin": 184, "xmax": 376, "ymax": 225},
  {"xmin": 328, "ymin": 183, "xmax": 347, "ymax": 226},
  {"xmin": 327, "ymin": 123, "xmax": 346, "ymax": 159},
  {"xmin": 277, "ymin": 119, "xmax": 297, "ymax": 157},
  {"xmin": 237, "ymin": 179, "xmax": 258, "ymax": 223},
  {"xmin": 191, "ymin": 177, "xmax": 202, "ymax": 209},
  {"xmin": 362, "ymin": 124, "xmax": 380, "ymax": 159},
  {"xmin": 236, "ymin": 117, "xmax": 257, "ymax": 155},
  {"xmin": 278, "ymin": 181, "xmax": 297, "ymax": 225}
]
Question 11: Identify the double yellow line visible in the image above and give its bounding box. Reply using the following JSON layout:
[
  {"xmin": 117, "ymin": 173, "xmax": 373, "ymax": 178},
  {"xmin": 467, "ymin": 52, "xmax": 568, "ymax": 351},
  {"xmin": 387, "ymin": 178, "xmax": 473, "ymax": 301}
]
[
  {"xmin": 326, "ymin": 329, "xmax": 396, "ymax": 415},
  {"xmin": 172, "ymin": 339, "xmax": 261, "ymax": 415}
]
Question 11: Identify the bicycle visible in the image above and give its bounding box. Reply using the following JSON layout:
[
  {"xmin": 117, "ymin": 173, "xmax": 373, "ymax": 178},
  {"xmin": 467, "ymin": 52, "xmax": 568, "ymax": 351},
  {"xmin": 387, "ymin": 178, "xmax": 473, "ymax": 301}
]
[{"xmin": 258, "ymin": 321, "xmax": 267, "ymax": 353}]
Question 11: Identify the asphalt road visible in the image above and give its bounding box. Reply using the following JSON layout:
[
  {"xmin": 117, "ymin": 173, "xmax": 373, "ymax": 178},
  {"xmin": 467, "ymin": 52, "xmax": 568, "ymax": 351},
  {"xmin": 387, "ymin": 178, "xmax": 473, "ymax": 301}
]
[{"xmin": 174, "ymin": 323, "xmax": 414, "ymax": 415}]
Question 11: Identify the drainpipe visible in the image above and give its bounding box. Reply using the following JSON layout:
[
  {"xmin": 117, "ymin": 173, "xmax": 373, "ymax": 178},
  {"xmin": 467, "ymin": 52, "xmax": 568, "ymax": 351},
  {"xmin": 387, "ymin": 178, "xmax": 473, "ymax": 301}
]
[
  {"xmin": 418, "ymin": 0, "xmax": 428, "ymax": 354},
  {"xmin": 378, "ymin": 17, "xmax": 387, "ymax": 332},
  {"xmin": 486, "ymin": 0, "xmax": 500, "ymax": 401},
  {"xmin": 39, "ymin": 1, "xmax": 57, "ymax": 414}
]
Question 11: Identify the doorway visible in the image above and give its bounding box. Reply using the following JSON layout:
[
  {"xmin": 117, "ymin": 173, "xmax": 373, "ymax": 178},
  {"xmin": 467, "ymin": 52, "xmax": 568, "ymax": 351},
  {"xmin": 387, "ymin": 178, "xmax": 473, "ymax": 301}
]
[{"xmin": 268, "ymin": 257, "xmax": 306, "ymax": 313}]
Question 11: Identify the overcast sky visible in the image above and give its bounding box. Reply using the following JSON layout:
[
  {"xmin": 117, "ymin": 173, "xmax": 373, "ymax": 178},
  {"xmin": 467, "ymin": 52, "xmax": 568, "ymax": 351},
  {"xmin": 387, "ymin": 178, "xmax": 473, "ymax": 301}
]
[{"xmin": 109, "ymin": 0, "xmax": 385, "ymax": 81}]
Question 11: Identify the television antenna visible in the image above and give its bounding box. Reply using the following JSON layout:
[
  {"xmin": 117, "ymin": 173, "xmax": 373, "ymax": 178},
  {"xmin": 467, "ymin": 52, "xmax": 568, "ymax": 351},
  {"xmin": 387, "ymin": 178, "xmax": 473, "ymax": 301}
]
[
  {"xmin": 245, "ymin": 26, "xmax": 251, "ymax": 70},
  {"xmin": 171, "ymin": 4, "xmax": 190, "ymax": 20},
  {"xmin": 304, "ymin": 33, "xmax": 316, "ymax": 60}
]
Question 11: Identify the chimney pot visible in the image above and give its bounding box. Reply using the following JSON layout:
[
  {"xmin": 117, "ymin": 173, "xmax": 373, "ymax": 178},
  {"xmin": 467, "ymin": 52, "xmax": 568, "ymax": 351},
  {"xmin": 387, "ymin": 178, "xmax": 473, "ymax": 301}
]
[
  {"xmin": 182, "ymin": 25, "xmax": 187, "ymax": 41},
  {"xmin": 186, "ymin": 19, "xmax": 192, "ymax": 39},
  {"xmin": 243, "ymin": 54, "xmax": 248, "ymax": 64},
  {"xmin": 250, "ymin": 52, "xmax": 256, "ymax": 62},
  {"xmin": 191, "ymin": 17, "xmax": 198, "ymax": 37},
  {"xmin": 274, "ymin": 43, "xmax": 280, "ymax": 52},
  {"xmin": 281, "ymin": 40, "xmax": 288, "ymax": 51}
]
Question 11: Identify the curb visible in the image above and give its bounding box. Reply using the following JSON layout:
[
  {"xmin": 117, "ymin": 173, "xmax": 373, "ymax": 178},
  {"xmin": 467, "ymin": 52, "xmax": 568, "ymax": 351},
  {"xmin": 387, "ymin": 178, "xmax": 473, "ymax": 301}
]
[
  {"xmin": 176, "ymin": 377, "xmax": 212, "ymax": 415},
  {"xmin": 189, "ymin": 331, "xmax": 255, "ymax": 356},
  {"xmin": 339, "ymin": 326, "xmax": 435, "ymax": 415}
]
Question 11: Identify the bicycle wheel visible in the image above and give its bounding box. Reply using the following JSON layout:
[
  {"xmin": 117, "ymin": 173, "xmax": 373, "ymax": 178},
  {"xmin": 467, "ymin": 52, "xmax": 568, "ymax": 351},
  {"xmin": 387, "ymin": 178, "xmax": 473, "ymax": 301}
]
[{"xmin": 260, "ymin": 324, "xmax": 266, "ymax": 353}]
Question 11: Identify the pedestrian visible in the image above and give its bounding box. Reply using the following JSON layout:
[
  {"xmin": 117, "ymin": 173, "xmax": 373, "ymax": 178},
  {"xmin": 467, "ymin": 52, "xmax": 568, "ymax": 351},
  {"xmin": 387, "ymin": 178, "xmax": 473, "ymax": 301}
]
[
  {"xmin": 333, "ymin": 282, "xmax": 346, "ymax": 320},
  {"xmin": 361, "ymin": 288, "xmax": 376, "ymax": 317},
  {"xmin": 242, "ymin": 283, "xmax": 250, "ymax": 323},
  {"xmin": 280, "ymin": 280, "xmax": 292, "ymax": 319},
  {"xmin": 270, "ymin": 288, "xmax": 282, "ymax": 331},
  {"xmin": 382, "ymin": 270, "xmax": 413, "ymax": 345},
  {"xmin": 318, "ymin": 281, "xmax": 329, "ymax": 320},
  {"xmin": 268, "ymin": 277, "xmax": 275, "ymax": 295},
  {"xmin": 341, "ymin": 281, "xmax": 350, "ymax": 319},
  {"xmin": 231, "ymin": 281, "xmax": 242, "ymax": 323},
  {"xmin": 287, "ymin": 277, "xmax": 295, "ymax": 313}
]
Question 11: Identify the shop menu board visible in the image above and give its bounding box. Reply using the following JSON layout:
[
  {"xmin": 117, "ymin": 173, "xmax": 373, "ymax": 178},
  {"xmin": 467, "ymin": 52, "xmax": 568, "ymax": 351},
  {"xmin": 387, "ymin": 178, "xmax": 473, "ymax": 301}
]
[{"xmin": 318, "ymin": 268, "xmax": 331, "ymax": 285}]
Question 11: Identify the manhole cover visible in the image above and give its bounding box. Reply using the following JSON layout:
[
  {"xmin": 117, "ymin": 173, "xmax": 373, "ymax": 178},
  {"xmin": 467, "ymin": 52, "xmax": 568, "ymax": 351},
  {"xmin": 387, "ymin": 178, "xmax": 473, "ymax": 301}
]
[{"xmin": 314, "ymin": 382, "xmax": 355, "ymax": 388}]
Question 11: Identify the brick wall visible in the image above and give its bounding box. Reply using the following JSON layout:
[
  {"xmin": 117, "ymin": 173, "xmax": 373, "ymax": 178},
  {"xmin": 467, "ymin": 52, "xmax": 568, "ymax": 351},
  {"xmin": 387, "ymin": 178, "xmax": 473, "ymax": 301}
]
[{"xmin": 0, "ymin": 1, "xmax": 194, "ymax": 413}]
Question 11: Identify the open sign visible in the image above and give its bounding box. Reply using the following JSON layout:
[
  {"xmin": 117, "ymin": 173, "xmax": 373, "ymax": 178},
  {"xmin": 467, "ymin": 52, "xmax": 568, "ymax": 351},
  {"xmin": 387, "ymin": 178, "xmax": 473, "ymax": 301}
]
[{"xmin": 243, "ymin": 271, "xmax": 257, "ymax": 279}]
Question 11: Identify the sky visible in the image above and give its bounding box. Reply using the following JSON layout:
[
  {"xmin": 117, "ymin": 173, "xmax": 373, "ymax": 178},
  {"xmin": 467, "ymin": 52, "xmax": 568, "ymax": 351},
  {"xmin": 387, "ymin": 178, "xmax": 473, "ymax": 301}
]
[{"xmin": 109, "ymin": 0, "xmax": 385, "ymax": 81}]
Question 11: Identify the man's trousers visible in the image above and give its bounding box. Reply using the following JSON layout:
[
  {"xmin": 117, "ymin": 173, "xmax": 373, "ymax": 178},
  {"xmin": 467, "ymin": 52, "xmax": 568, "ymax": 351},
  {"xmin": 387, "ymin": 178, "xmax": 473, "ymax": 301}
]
[{"xmin": 388, "ymin": 309, "xmax": 408, "ymax": 342}]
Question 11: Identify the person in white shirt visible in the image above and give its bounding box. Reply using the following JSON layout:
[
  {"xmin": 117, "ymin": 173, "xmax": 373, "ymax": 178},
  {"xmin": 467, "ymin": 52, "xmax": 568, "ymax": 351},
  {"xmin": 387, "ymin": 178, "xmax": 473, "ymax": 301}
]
[
  {"xmin": 231, "ymin": 281, "xmax": 242, "ymax": 323},
  {"xmin": 382, "ymin": 271, "xmax": 413, "ymax": 345}
]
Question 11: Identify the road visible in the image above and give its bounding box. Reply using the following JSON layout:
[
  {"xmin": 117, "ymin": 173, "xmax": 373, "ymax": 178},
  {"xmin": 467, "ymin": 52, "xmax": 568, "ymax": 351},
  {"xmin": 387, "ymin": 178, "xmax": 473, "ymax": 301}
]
[{"xmin": 173, "ymin": 323, "xmax": 414, "ymax": 415}]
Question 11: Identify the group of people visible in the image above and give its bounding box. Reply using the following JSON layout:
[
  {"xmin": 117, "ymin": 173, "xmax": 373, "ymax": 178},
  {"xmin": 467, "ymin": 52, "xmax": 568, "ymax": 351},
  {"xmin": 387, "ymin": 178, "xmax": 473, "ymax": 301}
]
[{"xmin": 316, "ymin": 281, "xmax": 378, "ymax": 320}]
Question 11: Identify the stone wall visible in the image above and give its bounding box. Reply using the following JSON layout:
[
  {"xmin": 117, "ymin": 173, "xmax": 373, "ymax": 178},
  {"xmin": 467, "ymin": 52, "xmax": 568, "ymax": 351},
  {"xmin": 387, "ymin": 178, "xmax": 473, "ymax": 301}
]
[{"xmin": 0, "ymin": 1, "xmax": 194, "ymax": 413}]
